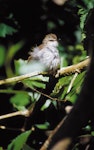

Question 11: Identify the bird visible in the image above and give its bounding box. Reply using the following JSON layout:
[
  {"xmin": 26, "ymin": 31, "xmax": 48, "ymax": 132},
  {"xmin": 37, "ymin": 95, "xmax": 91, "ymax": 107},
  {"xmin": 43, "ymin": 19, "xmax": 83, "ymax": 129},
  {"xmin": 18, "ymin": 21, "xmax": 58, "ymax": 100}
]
[{"xmin": 28, "ymin": 33, "xmax": 61, "ymax": 75}]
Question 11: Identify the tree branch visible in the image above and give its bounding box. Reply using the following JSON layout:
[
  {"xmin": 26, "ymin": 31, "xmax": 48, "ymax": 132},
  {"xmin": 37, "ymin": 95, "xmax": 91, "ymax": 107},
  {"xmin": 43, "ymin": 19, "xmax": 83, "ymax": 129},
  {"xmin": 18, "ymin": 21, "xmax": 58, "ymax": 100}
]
[
  {"xmin": 0, "ymin": 58, "xmax": 90, "ymax": 85},
  {"xmin": 56, "ymin": 57, "xmax": 90, "ymax": 77},
  {"xmin": 0, "ymin": 109, "xmax": 30, "ymax": 120},
  {"xmin": 0, "ymin": 71, "xmax": 47, "ymax": 85}
]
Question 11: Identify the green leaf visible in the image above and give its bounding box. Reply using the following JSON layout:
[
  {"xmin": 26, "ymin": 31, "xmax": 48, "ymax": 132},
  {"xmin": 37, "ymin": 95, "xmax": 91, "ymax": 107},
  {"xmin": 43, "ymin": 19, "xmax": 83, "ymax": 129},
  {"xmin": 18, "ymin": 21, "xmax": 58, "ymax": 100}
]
[
  {"xmin": 23, "ymin": 78, "xmax": 47, "ymax": 90},
  {"xmin": 22, "ymin": 74, "xmax": 48, "ymax": 90},
  {"xmin": 52, "ymin": 70, "xmax": 85, "ymax": 104},
  {"xmin": 5, "ymin": 41, "xmax": 24, "ymax": 77},
  {"xmin": 0, "ymin": 23, "xmax": 17, "ymax": 37},
  {"xmin": 81, "ymin": 0, "xmax": 94, "ymax": 9},
  {"xmin": 10, "ymin": 93, "xmax": 30, "ymax": 110},
  {"xmin": 6, "ymin": 41, "xmax": 24, "ymax": 62},
  {"xmin": 66, "ymin": 71, "xmax": 85, "ymax": 103},
  {"xmin": 41, "ymin": 99, "xmax": 51, "ymax": 111},
  {"xmin": 7, "ymin": 130, "xmax": 31, "ymax": 150},
  {"xmin": 91, "ymin": 131, "xmax": 94, "ymax": 136},
  {"xmin": 53, "ymin": 75, "xmax": 72, "ymax": 97},
  {"xmin": 28, "ymin": 92, "xmax": 40, "ymax": 102},
  {"xmin": 35, "ymin": 122, "xmax": 49, "ymax": 130},
  {"xmin": 0, "ymin": 45, "xmax": 6, "ymax": 67}
]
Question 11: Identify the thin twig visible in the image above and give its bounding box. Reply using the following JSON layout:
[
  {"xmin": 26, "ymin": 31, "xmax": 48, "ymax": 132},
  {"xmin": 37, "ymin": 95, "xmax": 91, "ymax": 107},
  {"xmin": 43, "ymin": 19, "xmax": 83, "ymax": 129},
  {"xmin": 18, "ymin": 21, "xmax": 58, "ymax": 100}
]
[
  {"xmin": 27, "ymin": 86, "xmax": 61, "ymax": 101},
  {"xmin": 67, "ymin": 71, "xmax": 79, "ymax": 93}
]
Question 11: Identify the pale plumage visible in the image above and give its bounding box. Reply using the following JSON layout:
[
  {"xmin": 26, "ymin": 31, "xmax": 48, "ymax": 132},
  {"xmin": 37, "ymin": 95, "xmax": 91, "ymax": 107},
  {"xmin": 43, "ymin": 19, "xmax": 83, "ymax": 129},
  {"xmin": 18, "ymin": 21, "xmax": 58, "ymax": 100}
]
[{"xmin": 28, "ymin": 33, "xmax": 60, "ymax": 74}]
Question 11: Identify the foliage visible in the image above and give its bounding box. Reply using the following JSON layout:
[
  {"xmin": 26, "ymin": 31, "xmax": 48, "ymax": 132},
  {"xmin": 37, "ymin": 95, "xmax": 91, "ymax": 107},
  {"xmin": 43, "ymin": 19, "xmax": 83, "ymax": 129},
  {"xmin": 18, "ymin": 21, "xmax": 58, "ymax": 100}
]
[
  {"xmin": 0, "ymin": 23, "xmax": 17, "ymax": 37},
  {"xmin": 0, "ymin": 0, "xmax": 94, "ymax": 149},
  {"xmin": 7, "ymin": 130, "xmax": 31, "ymax": 150},
  {"xmin": 0, "ymin": 45, "xmax": 6, "ymax": 67}
]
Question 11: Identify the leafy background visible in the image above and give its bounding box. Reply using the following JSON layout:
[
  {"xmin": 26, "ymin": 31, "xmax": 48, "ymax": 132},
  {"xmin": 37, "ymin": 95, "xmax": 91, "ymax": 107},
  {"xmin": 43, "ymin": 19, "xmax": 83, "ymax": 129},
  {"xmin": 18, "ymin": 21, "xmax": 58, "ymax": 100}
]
[{"xmin": 0, "ymin": 0, "xmax": 94, "ymax": 149}]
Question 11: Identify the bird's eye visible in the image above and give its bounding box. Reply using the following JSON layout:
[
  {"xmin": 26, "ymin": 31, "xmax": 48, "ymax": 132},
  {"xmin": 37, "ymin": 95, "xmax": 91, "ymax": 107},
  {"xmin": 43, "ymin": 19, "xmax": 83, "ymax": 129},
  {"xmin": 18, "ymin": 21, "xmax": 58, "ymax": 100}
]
[{"xmin": 49, "ymin": 40, "xmax": 54, "ymax": 41}]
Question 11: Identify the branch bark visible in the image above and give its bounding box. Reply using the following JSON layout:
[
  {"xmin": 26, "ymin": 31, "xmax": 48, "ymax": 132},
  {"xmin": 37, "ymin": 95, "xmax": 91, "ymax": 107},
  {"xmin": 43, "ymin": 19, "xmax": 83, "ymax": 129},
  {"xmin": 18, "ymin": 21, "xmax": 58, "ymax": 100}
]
[{"xmin": 0, "ymin": 58, "xmax": 89, "ymax": 85}]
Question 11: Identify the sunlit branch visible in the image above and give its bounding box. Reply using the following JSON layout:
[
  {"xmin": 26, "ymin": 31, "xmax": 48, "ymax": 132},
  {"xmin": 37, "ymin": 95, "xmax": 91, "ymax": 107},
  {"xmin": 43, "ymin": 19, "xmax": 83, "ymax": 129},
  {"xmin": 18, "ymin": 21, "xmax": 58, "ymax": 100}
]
[
  {"xmin": 56, "ymin": 57, "xmax": 90, "ymax": 77},
  {"xmin": 0, "ymin": 125, "xmax": 24, "ymax": 131},
  {"xmin": 67, "ymin": 72, "xmax": 79, "ymax": 93},
  {"xmin": 0, "ymin": 71, "xmax": 47, "ymax": 85},
  {"xmin": 0, "ymin": 109, "xmax": 30, "ymax": 120},
  {"xmin": 0, "ymin": 58, "xmax": 90, "ymax": 85}
]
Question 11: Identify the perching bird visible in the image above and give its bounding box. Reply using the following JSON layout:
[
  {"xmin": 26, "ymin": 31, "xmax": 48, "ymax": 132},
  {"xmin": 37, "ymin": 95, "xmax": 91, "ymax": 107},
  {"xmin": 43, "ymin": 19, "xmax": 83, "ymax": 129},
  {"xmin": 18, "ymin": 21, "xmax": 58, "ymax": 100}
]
[{"xmin": 28, "ymin": 33, "xmax": 60, "ymax": 74}]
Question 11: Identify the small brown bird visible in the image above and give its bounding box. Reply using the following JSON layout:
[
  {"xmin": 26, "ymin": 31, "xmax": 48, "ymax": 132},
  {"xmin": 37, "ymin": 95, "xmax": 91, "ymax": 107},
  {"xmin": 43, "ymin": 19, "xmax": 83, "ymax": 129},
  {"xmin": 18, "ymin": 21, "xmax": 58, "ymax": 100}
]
[{"xmin": 28, "ymin": 33, "xmax": 60, "ymax": 74}]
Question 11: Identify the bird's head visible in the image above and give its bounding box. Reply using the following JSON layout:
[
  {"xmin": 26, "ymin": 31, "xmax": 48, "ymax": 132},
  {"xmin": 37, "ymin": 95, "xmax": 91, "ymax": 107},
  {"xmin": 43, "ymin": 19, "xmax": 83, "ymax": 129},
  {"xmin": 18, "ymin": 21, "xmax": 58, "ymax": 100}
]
[{"xmin": 42, "ymin": 33, "xmax": 58, "ymax": 47}]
